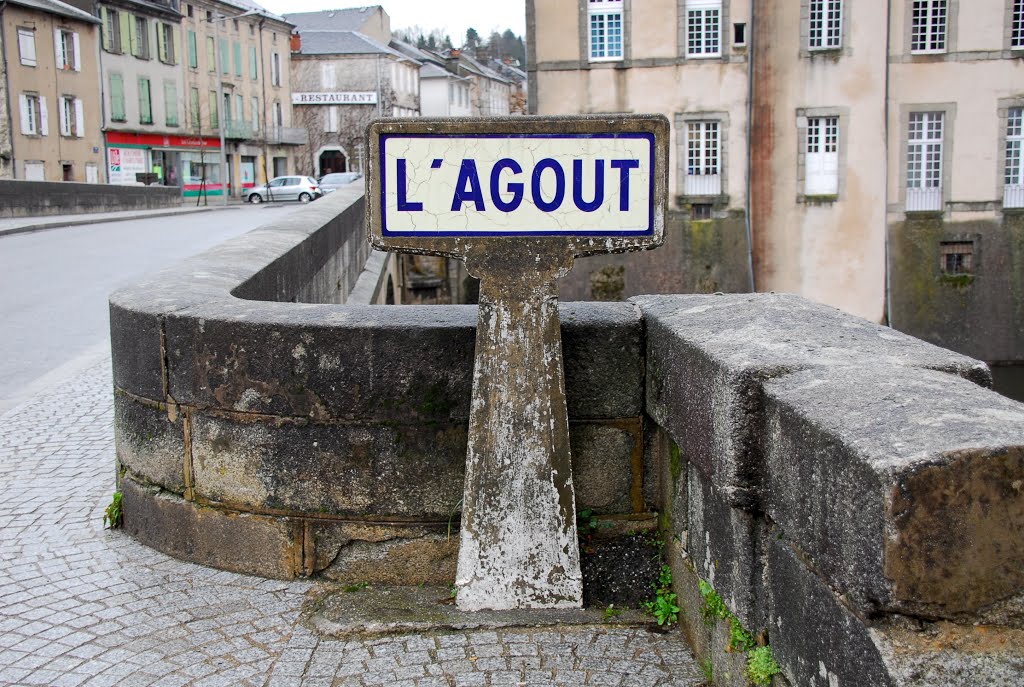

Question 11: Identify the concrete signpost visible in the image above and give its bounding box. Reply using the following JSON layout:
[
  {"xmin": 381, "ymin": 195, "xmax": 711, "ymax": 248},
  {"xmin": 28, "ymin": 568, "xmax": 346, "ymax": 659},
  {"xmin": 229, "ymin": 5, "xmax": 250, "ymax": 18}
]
[{"xmin": 367, "ymin": 115, "xmax": 668, "ymax": 610}]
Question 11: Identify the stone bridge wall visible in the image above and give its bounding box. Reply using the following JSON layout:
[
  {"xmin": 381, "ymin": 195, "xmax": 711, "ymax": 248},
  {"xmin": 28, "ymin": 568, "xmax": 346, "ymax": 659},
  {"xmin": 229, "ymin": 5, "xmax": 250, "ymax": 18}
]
[
  {"xmin": 110, "ymin": 187, "xmax": 1024, "ymax": 686},
  {"xmin": 0, "ymin": 179, "xmax": 182, "ymax": 217}
]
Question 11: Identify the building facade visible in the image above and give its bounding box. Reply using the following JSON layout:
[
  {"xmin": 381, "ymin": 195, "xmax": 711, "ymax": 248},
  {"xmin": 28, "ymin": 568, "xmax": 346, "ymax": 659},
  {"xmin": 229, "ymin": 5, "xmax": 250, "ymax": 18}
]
[
  {"xmin": 0, "ymin": 0, "xmax": 104, "ymax": 182},
  {"xmin": 529, "ymin": 0, "xmax": 1024, "ymax": 371}
]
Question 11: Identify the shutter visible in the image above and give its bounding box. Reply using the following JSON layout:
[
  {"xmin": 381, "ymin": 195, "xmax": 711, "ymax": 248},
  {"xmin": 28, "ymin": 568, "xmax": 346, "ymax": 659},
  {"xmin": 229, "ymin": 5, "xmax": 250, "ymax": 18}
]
[
  {"xmin": 39, "ymin": 97, "xmax": 48, "ymax": 136},
  {"xmin": 19, "ymin": 94, "xmax": 31, "ymax": 134},
  {"xmin": 127, "ymin": 14, "xmax": 137, "ymax": 56},
  {"xmin": 156, "ymin": 24, "xmax": 166, "ymax": 62},
  {"xmin": 250, "ymin": 47, "xmax": 257, "ymax": 79},
  {"xmin": 172, "ymin": 26, "xmax": 181, "ymax": 65},
  {"xmin": 119, "ymin": 12, "xmax": 131, "ymax": 54},
  {"xmin": 233, "ymin": 42, "xmax": 241, "ymax": 76},
  {"xmin": 100, "ymin": 8, "xmax": 111, "ymax": 51},
  {"xmin": 188, "ymin": 31, "xmax": 197, "ymax": 68},
  {"xmin": 74, "ymin": 98, "xmax": 84, "ymax": 137},
  {"xmin": 220, "ymin": 38, "xmax": 228, "ymax": 73},
  {"xmin": 54, "ymin": 29, "xmax": 63, "ymax": 67},
  {"xmin": 110, "ymin": 73, "xmax": 125, "ymax": 120},
  {"xmin": 72, "ymin": 32, "xmax": 80, "ymax": 71}
]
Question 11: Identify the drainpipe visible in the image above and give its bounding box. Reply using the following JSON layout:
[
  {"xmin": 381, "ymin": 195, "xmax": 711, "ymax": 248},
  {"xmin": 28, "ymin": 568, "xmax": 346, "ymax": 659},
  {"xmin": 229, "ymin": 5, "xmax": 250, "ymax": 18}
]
[
  {"xmin": 883, "ymin": 0, "xmax": 893, "ymax": 326},
  {"xmin": 743, "ymin": 0, "xmax": 757, "ymax": 292},
  {"xmin": 0, "ymin": 2, "xmax": 17, "ymax": 178}
]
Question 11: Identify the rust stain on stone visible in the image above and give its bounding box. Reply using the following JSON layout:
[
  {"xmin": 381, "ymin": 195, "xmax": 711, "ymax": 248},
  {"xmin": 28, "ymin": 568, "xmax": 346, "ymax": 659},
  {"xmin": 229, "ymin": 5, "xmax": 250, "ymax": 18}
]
[
  {"xmin": 886, "ymin": 447, "xmax": 1024, "ymax": 615},
  {"xmin": 182, "ymin": 409, "xmax": 195, "ymax": 502}
]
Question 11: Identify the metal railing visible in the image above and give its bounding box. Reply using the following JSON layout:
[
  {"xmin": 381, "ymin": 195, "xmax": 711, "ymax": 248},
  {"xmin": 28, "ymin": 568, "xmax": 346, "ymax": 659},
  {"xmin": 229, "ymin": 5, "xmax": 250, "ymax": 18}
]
[{"xmin": 1004, "ymin": 185, "xmax": 1024, "ymax": 209}]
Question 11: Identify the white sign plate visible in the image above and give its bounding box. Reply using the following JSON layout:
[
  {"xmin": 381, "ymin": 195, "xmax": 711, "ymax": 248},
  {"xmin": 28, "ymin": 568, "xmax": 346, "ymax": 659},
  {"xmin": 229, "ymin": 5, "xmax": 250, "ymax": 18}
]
[
  {"xmin": 379, "ymin": 133, "xmax": 656, "ymax": 237},
  {"xmin": 292, "ymin": 92, "xmax": 378, "ymax": 105}
]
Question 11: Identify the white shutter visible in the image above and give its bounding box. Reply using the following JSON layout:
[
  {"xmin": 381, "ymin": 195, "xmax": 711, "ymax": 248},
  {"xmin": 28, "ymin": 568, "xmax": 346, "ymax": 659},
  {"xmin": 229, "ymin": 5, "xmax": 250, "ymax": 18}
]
[
  {"xmin": 74, "ymin": 98, "xmax": 84, "ymax": 137},
  {"xmin": 72, "ymin": 32, "xmax": 81, "ymax": 71},
  {"xmin": 39, "ymin": 97, "xmax": 48, "ymax": 136},
  {"xmin": 18, "ymin": 30, "xmax": 37, "ymax": 66},
  {"xmin": 54, "ymin": 29, "xmax": 63, "ymax": 67},
  {"xmin": 59, "ymin": 99, "xmax": 71, "ymax": 136},
  {"xmin": 19, "ymin": 95, "xmax": 31, "ymax": 134}
]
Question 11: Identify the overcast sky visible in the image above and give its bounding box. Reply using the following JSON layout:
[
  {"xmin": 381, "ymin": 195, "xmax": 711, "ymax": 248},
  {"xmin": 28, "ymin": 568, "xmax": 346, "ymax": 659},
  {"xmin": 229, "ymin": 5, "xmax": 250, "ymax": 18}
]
[{"xmin": 258, "ymin": 0, "xmax": 528, "ymax": 43}]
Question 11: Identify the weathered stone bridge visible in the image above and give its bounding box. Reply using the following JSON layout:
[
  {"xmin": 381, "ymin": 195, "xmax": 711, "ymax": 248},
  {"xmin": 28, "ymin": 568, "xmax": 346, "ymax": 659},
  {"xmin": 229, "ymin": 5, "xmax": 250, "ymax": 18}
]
[{"xmin": 110, "ymin": 186, "xmax": 1024, "ymax": 685}]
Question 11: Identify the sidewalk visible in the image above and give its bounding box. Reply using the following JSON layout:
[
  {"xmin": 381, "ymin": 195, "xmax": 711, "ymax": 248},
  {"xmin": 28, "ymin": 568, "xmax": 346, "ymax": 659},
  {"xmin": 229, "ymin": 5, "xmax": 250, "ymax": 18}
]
[
  {"xmin": 0, "ymin": 202, "xmax": 242, "ymax": 238},
  {"xmin": 0, "ymin": 355, "xmax": 707, "ymax": 687}
]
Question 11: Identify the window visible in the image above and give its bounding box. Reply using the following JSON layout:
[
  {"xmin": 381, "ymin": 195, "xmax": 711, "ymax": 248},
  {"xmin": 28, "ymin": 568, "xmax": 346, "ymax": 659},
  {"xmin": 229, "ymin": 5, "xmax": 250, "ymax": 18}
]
[
  {"xmin": 252, "ymin": 96, "xmax": 259, "ymax": 130},
  {"xmin": 18, "ymin": 28, "xmax": 36, "ymax": 66},
  {"xmin": 235, "ymin": 94, "xmax": 243, "ymax": 124},
  {"xmin": 165, "ymin": 81, "xmax": 178, "ymax": 126},
  {"xmin": 188, "ymin": 31, "xmax": 198, "ymax": 68},
  {"xmin": 687, "ymin": 0, "xmax": 721, "ymax": 58},
  {"xmin": 209, "ymin": 90, "xmax": 218, "ymax": 127},
  {"xmin": 939, "ymin": 242, "xmax": 973, "ymax": 274},
  {"xmin": 685, "ymin": 120, "xmax": 721, "ymax": 195},
  {"xmin": 808, "ymin": 0, "xmax": 842, "ymax": 49},
  {"xmin": 58, "ymin": 96, "xmax": 83, "ymax": 137},
  {"xmin": 588, "ymin": 0, "xmax": 623, "ymax": 61},
  {"xmin": 249, "ymin": 46, "xmax": 258, "ymax": 80},
  {"xmin": 138, "ymin": 78, "xmax": 152, "ymax": 124},
  {"xmin": 190, "ymin": 87, "xmax": 200, "ymax": 129},
  {"xmin": 101, "ymin": 8, "xmax": 122, "ymax": 53},
  {"xmin": 906, "ymin": 111, "xmax": 944, "ymax": 211},
  {"xmin": 158, "ymin": 24, "xmax": 175, "ymax": 64},
  {"xmin": 1005, "ymin": 107, "xmax": 1023, "ymax": 208},
  {"xmin": 270, "ymin": 52, "xmax": 281, "ymax": 86},
  {"xmin": 911, "ymin": 0, "xmax": 947, "ymax": 53},
  {"xmin": 1013, "ymin": 0, "xmax": 1024, "ymax": 49},
  {"xmin": 19, "ymin": 94, "xmax": 45, "ymax": 136},
  {"xmin": 733, "ymin": 23, "xmax": 746, "ymax": 47},
  {"xmin": 272, "ymin": 101, "xmax": 282, "ymax": 127},
  {"xmin": 805, "ymin": 116, "xmax": 839, "ymax": 195},
  {"xmin": 133, "ymin": 17, "xmax": 150, "ymax": 59},
  {"xmin": 691, "ymin": 203, "xmax": 712, "ymax": 219},
  {"xmin": 206, "ymin": 37, "xmax": 215, "ymax": 72},
  {"xmin": 185, "ymin": 4, "xmax": 193, "ymax": 18},
  {"xmin": 232, "ymin": 42, "xmax": 242, "ymax": 76},
  {"xmin": 220, "ymin": 38, "xmax": 229, "ymax": 73},
  {"xmin": 206, "ymin": 10, "xmax": 213, "ymax": 22},
  {"xmin": 110, "ymin": 73, "xmax": 125, "ymax": 122},
  {"xmin": 56, "ymin": 29, "xmax": 80, "ymax": 70}
]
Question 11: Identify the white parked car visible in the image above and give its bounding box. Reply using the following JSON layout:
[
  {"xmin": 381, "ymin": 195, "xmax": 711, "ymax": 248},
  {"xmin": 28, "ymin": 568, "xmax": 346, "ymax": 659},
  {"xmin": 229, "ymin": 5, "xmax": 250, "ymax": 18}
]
[{"xmin": 247, "ymin": 176, "xmax": 322, "ymax": 203}]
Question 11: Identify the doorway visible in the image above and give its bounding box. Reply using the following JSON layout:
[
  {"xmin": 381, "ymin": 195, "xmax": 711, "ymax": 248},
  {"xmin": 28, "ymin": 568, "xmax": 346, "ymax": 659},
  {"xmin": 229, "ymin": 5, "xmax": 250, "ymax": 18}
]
[{"xmin": 318, "ymin": 149, "xmax": 347, "ymax": 176}]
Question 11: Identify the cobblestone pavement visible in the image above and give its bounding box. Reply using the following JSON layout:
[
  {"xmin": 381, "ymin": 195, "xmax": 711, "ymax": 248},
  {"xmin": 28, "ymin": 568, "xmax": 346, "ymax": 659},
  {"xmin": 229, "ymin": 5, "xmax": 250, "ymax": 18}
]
[{"xmin": 0, "ymin": 358, "xmax": 706, "ymax": 687}]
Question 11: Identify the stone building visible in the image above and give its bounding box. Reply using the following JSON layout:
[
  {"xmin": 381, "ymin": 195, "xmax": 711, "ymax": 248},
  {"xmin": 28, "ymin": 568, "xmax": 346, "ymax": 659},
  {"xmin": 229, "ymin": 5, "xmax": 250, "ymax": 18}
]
[
  {"xmin": 528, "ymin": 0, "xmax": 1024, "ymax": 381},
  {"xmin": 0, "ymin": 0, "xmax": 104, "ymax": 182}
]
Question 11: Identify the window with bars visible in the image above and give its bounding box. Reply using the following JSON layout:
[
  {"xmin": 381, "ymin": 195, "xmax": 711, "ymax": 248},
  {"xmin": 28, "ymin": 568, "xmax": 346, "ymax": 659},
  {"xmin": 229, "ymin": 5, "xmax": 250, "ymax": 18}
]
[
  {"xmin": 907, "ymin": 111, "xmax": 944, "ymax": 210},
  {"xmin": 1013, "ymin": 0, "xmax": 1024, "ymax": 49},
  {"xmin": 939, "ymin": 242, "xmax": 973, "ymax": 274},
  {"xmin": 808, "ymin": 0, "xmax": 842, "ymax": 49},
  {"xmin": 588, "ymin": 0, "xmax": 624, "ymax": 61},
  {"xmin": 911, "ymin": 0, "xmax": 947, "ymax": 53},
  {"xmin": 805, "ymin": 116, "xmax": 839, "ymax": 195},
  {"xmin": 687, "ymin": 0, "xmax": 721, "ymax": 57},
  {"xmin": 685, "ymin": 121, "xmax": 721, "ymax": 195},
  {"xmin": 1005, "ymin": 108, "xmax": 1023, "ymax": 207}
]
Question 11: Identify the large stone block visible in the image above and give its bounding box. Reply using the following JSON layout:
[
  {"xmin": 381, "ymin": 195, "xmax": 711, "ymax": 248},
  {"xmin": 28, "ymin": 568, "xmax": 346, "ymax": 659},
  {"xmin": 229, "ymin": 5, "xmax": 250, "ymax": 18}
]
[
  {"xmin": 635, "ymin": 293, "xmax": 991, "ymax": 507},
  {"xmin": 121, "ymin": 477, "xmax": 300, "ymax": 579},
  {"xmin": 560, "ymin": 302, "xmax": 643, "ymax": 418},
  {"xmin": 762, "ymin": 365, "xmax": 1024, "ymax": 619},
  {"xmin": 570, "ymin": 420, "xmax": 643, "ymax": 514},
  {"xmin": 309, "ymin": 520, "xmax": 457, "ymax": 585},
  {"xmin": 114, "ymin": 392, "xmax": 185, "ymax": 494}
]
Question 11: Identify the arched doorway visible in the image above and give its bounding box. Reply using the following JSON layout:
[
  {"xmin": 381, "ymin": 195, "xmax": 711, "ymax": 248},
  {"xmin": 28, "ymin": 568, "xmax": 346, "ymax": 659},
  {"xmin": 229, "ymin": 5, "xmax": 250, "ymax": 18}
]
[{"xmin": 317, "ymin": 149, "xmax": 348, "ymax": 176}]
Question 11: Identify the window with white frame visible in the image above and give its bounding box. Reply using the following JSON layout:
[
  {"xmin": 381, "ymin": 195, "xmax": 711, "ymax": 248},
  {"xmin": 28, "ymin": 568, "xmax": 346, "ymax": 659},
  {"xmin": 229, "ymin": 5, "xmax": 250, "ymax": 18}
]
[
  {"xmin": 1005, "ymin": 107, "xmax": 1024, "ymax": 208},
  {"xmin": 58, "ymin": 96, "xmax": 84, "ymax": 137},
  {"xmin": 911, "ymin": 0, "xmax": 947, "ymax": 53},
  {"xmin": 19, "ymin": 93, "xmax": 46, "ymax": 136},
  {"xmin": 685, "ymin": 120, "xmax": 721, "ymax": 195},
  {"xmin": 270, "ymin": 52, "xmax": 281, "ymax": 86},
  {"xmin": 56, "ymin": 29, "xmax": 80, "ymax": 70},
  {"xmin": 1012, "ymin": 0, "xmax": 1024, "ymax": 49},
  {"xmin": 906, "ymin": 111, "xmax": 944, "ymax": 211},
  {"xmin": 805, "ymin": 116, "xmax": 839, "ymax": 195},
  {"xmin": 687, "ymin": 0, "xmax": 722, "ymax": 58},
  {"xmin": 134, "ymin": 17, "xmax": 150, "ymax": 59},
  {"xmin": 808, "ymin": 0, "xmax": 842, "ymax": 49},
  {"xmin": 18, "ymin": 28, "xmax": 36, "ymax": 66},
  {"xmin": 588, "ymin": 0, "xmax": 624, "ymax": 61},
  {"xmin": 272, "ymin": 101, "xmax": 283, "ymax": 127}
]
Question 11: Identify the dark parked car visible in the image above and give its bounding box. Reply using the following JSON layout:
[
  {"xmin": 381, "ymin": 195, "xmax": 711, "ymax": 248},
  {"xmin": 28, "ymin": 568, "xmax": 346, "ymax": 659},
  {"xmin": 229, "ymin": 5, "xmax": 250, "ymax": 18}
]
[
  {"xmin": 319, "ymin": 172, "xmax": 363, "ymax": 194},
  {"xmin": 247, "ymin": 176, "xmax": 322, "ymax": 203}
]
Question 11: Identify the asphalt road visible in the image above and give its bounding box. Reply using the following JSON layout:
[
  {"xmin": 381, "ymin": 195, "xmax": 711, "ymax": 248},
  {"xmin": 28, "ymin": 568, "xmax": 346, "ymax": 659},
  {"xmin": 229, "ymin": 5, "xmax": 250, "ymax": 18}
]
[{"xmin": 0, "ymin": 204, "xmax": 304, "ymax": 414}]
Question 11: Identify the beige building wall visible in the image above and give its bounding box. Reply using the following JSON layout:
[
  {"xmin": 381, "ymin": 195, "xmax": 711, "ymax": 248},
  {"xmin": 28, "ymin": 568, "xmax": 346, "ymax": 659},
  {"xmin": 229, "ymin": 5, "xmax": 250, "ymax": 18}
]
[{"xmin": 2, "ymin": 4, "xmax": 104, "ymax": 182}]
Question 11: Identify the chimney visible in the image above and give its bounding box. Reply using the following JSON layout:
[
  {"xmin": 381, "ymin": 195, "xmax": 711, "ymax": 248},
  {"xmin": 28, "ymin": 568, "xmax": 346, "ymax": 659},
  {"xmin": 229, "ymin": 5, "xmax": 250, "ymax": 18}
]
[{"xmin": 290, "ymin": 32, "xmax": 301, "ymax": 53}]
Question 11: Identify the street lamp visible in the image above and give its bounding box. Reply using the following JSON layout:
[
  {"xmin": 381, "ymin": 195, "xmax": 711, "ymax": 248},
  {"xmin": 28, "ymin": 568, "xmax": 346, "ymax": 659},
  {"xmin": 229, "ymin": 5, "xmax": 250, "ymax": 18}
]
[{"xmin": 212, "ymin": 8, "xmax": 258, "ymax": 205}]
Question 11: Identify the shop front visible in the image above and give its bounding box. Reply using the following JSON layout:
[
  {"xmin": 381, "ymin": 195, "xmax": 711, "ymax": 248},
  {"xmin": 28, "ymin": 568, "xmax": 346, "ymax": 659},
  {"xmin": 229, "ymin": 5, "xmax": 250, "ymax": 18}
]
[{"xmin": 105, "ymin": 132, "xmax": 223, "ymax": 198}]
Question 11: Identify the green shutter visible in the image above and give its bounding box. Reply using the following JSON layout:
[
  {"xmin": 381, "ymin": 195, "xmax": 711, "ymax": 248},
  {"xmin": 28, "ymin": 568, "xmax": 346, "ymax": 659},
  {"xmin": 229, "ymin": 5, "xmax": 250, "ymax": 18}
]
[
  {"xmin": 188, "ymin": 31, "xmax": 197, "ymax": 68},
  {"xmin": 100, "ymin": 7, "xmax": 112, "ymax": 51},
  {"xmin": 119, "ymin": 12, "xmax": 131, "ymax": 55},
  {"xmin": 164, "ymin": 81, "xmax": 177, "ymax": 126},
  {"xmin": 209, "ymin": 90, "xmax": 218, "ymax": 127},
  {"xmin": 190, "ymin": 87, "xmax": 200, "ymax": 129},
  {"xmin": 110, "ymin": 73, "xmax": 125, "ymax": 121},
  {"xmin": 171, "ymin": 25, "xmax": 180, "ymax": 65},
  {"xmin": 219, "ymin": 38, "xmax": 228, "ymax": 73},
  {"xmin": 249, "ymin": 46, "xmax": 258, "ymax": 80},
  {"xmin": 233, "ymin": 42, "xmax": 241, "ymax": 76},
  {"xmin": 206, "ymin": 37, "xmax": 215, "ymax": 72},
  {"xmin": 156, "ymin": 23, "xmax": 167, "ymax": 62},
  {"xmin": 138, "ymin": 78, "xmax": 152, "ymax": 124},
  {"xmin": 127, "ymin": 14, "xmax": 138, "ymax": 56}
]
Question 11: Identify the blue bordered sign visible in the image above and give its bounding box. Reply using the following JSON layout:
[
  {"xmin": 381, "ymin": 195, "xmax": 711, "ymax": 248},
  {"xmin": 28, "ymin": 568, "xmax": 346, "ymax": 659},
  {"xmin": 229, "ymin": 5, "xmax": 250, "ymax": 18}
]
[{"xmin": 378, "ymin": 132, "xmax": 656, "ymax": 238}]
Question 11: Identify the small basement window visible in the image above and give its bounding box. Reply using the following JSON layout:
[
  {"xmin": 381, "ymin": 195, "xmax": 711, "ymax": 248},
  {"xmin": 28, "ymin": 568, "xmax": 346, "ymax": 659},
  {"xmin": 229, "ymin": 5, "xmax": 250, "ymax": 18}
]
[
  {"xmin": 692, "ymin": 203, "xmax": 713, "ymax": 220},
  {"xmin": 733, "ymin": 23, "xmax": 746, "ymax": 47},
  {"xmin": 940, "ymin": 241, "xmax": 973, "ymax": 274}
]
